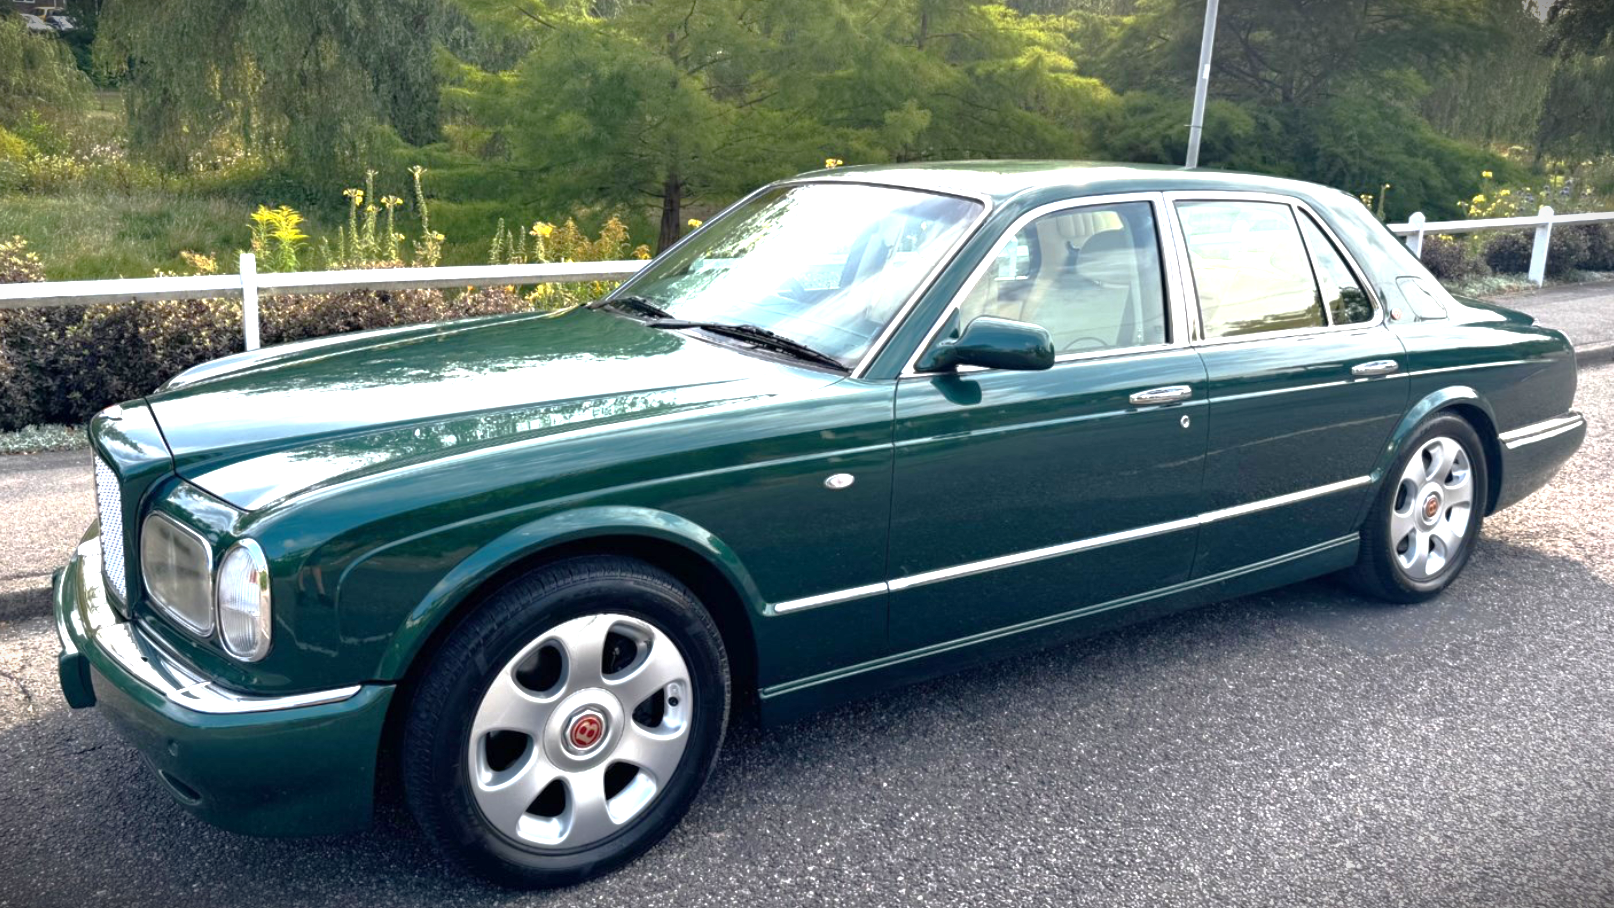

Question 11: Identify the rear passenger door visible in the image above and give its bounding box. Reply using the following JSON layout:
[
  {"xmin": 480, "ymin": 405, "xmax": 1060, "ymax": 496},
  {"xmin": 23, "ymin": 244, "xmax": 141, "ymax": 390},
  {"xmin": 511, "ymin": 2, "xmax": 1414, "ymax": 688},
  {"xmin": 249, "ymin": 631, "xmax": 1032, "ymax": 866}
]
[{"xmin": 1169, "ymin": 194, "xmax": 1409, "ymax": 577}]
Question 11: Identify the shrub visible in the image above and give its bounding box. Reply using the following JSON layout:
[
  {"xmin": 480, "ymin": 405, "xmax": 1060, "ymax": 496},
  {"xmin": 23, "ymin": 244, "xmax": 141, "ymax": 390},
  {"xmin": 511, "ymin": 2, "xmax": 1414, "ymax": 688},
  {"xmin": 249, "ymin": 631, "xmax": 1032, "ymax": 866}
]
[
  {"xmin": 1483, "ymin": 228, "xmax": 1589, "ymax": 277},
  {"xmin": 1418, "ymin": 235, "xmax": 1490, "ymax": 283},
  {"xmin": 0, "ymin": 236, "xmax": 542, "ymax": 431},
  {"xmin": 1570, "ymin": 222, "xmax": 1614, "ymax": 271}
]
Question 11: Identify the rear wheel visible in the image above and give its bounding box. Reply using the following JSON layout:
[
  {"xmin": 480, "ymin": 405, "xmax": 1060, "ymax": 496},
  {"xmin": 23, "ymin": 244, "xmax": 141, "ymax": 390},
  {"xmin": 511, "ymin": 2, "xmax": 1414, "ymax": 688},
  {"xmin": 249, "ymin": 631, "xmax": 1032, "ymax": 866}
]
[
  {"xmin": 402, "ymin": 556, "xmax": 730, "ymax": 888},
  {"xmin": 1347, "ymin": 414, "xmax": 1488, "ymax": 603}
]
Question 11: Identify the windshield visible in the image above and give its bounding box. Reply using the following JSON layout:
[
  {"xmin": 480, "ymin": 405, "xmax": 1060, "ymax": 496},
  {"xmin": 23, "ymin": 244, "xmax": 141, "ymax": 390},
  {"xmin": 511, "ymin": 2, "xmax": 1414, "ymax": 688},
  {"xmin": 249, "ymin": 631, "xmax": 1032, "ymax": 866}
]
[{"xmin": 611, "ymin": 183, "xmax": 983, "ymax": 368}]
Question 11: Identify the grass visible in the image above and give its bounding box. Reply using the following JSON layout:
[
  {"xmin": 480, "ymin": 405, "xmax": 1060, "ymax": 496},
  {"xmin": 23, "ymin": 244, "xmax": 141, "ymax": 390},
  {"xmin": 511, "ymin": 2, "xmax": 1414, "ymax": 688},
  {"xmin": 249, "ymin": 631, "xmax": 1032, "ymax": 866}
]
[
  {"xmin": 0, "ymin": 424, "xmax": 86, "ymax": 455},
  {"xmin": 0, "ymin": 187, "xmax": 332, "ymax": 280}
]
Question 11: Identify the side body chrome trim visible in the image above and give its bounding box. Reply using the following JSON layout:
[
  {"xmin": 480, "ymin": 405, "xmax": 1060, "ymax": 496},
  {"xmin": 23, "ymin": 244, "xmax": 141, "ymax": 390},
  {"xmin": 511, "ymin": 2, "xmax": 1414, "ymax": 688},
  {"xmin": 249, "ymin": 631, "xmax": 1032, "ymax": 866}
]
[
  {"xmin": 1501, "ymin": 413, "xmax": 1586, "ymax": 450},
  {"xmin": 768, "ymin": 475, "xmax": 1373, "ymax": 612},
  {"xmin": 772, "ymin": 582, "xmax": 890, "ymax": 615}
]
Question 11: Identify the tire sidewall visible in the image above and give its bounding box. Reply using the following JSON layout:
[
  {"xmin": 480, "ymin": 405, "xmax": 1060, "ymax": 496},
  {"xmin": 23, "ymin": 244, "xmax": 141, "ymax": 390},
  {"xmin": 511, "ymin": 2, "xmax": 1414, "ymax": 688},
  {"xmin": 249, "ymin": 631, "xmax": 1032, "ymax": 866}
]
[
  {"xmin": 406, "ymin": 561, "xmax": 729, "ymax": 887},
  {"xmin": 1375, "ymin": 415, "xmax": 1489, "ymax": 597}
]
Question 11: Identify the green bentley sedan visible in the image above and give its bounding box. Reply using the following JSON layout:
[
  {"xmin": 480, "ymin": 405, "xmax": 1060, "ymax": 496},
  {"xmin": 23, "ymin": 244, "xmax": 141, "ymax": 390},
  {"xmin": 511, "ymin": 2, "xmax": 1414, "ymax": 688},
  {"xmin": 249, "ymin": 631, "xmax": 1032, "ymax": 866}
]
[{"xmin": 55, "ymin": 162, "xmax": 1584, "ymax": 887}]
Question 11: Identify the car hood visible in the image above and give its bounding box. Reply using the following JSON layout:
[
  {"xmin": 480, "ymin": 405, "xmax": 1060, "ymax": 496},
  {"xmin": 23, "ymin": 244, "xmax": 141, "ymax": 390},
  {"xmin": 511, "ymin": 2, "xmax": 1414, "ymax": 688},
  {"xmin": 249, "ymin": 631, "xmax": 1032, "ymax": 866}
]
[{"xmin": 146, "ymin": 307, "xmax": 840, "ymax": 510}]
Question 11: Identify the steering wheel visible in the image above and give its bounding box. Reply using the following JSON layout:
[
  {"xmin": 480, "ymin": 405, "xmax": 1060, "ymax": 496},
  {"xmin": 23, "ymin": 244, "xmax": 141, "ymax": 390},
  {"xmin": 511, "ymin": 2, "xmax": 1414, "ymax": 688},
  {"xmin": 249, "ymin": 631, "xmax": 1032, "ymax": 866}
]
[
  {"xmin": 1059, "ymin": 336, "xmax": 1109, "ymax": 353},
  {"xmin": 778, "ymin": 276, "xmax": 811, "ymax": 301}
]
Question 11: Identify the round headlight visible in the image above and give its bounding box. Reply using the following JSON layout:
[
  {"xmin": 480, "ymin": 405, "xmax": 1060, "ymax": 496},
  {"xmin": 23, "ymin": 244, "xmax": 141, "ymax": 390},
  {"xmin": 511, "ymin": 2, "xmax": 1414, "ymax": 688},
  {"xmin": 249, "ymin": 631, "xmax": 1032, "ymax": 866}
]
[{"xmin": 216, "ymin": 540, "xmax": 272, "ymax": 661}]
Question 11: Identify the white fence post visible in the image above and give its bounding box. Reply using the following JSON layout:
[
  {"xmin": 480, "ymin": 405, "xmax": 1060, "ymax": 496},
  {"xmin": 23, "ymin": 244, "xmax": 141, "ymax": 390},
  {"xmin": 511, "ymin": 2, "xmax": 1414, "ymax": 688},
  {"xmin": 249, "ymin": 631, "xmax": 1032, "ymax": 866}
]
[
  {"xmin": 239, "ymin": 252, "xmax": 260, "ymax": 351},
  {"xmin": 1528, "ymin": 206, "xmax": 1554, "ymax": 288},
  {"xmin": 1406, "ymin": 211, "xmax": 1426, "ymax": 257}
]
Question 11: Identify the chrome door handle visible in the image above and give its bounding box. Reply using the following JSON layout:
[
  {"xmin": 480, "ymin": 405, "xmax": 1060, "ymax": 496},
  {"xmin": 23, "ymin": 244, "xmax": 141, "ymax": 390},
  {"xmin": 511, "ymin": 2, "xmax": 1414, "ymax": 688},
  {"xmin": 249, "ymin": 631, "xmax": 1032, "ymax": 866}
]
[
  {"xmin": 1129, "ymin": 385, "xmax": 1193, "ymax": 406},
  {"xmin": 1351, "ymin": 359, "xmax": 1400, "ymax": 377}
]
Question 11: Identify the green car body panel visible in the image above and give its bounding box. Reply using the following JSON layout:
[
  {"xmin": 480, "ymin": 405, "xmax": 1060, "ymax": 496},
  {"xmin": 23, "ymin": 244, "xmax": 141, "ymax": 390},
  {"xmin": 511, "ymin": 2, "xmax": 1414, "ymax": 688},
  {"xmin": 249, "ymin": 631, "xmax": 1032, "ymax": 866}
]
[{"xmin": 56, "ymin": 162, "xmax": 1585, "ymax": 837}]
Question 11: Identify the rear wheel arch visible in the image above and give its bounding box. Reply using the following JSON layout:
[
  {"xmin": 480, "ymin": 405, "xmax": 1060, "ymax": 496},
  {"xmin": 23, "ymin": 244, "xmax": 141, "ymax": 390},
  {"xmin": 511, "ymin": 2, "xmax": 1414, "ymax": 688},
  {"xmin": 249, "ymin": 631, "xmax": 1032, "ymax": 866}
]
[
  {"xmin": 1360, "ymin": 386, "xmax": 1501, "ymax": 526},
  {"xmin": 1439, "ymin": 402, "xmax": 1503, "ymax": 516}
]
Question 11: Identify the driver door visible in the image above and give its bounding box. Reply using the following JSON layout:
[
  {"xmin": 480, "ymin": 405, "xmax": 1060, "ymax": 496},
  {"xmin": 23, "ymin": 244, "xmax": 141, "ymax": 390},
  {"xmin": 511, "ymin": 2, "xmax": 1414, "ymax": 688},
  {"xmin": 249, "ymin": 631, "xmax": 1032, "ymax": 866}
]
[{"xmin": 887, "ymin": 195, "xmax": 1210, "ymax": 651}]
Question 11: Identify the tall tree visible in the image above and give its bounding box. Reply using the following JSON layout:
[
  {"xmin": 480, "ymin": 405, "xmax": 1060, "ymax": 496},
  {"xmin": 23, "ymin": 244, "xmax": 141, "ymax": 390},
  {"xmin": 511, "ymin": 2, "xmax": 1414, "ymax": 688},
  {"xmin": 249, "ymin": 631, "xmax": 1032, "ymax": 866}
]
[
  {"xmin": 451, "ymin": 0, "xmax": 1113, "ymax": 250},
  {"xmin": 1538, "ymin": 0, "xmax": 1614, "ymax": 157},
  {"xmin": 96, "ymin": 0, "xmax": 441, "ymax": 173}
]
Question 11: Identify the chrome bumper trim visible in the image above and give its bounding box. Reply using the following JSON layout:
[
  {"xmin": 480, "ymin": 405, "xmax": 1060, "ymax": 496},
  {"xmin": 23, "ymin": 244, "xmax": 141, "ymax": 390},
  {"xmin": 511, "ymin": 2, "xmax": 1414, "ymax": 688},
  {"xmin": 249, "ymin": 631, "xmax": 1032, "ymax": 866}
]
[
  {"xmin": 69, "ymin": 538, "xmax": 361, "ymax": 715},
  {"xmin": 105, "ymin": 621, "xmax": 363, "ymax": 715},
  {"xmin": 1501, "ymin": 413, "xmax": 1585, "ymax": 450}
]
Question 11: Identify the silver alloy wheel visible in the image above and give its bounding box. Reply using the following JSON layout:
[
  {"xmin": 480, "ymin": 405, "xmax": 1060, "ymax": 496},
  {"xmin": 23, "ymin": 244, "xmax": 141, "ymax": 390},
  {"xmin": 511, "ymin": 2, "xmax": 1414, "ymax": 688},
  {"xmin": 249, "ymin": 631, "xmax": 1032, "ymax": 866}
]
[
  {"xmin": 468, "ymin": 613, "xmax": 692, "ymax": 849},
  {"xmin": 1391, "ymin": 436, "xmax": 1474, "ymax": 581}
]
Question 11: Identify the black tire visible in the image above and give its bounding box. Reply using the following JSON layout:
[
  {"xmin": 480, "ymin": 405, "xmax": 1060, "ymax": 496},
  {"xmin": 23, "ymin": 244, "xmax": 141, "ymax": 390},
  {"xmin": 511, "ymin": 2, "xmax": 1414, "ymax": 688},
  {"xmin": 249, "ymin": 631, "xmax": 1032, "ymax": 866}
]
[
  {"xmin": 1346, "ymin": 414, "xmax": 1489, "ymax": 603},
  {"xmin": 402, "ymin": 555, "xmax": 730, "ymax": 888}
]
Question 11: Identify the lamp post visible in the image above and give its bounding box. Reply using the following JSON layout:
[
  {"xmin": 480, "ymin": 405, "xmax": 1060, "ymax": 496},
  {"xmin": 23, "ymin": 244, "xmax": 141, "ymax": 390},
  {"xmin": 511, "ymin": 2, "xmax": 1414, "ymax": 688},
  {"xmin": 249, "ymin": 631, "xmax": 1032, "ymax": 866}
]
[{"xmin": 1185, "ymin": 0, "xmax": 1220, "ymax": 169}]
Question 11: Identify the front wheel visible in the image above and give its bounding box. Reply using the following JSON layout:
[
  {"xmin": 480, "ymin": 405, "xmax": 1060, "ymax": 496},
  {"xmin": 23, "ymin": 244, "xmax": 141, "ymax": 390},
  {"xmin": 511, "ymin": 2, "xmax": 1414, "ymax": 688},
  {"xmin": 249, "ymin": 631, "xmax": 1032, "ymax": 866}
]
[
  {"xmin": 1347, "ymin": 414, "xmax": 1489, "ymax": 603},
  {"xmin": 402, "ymin": 556, "xmax": 730, "ymax": 888}
]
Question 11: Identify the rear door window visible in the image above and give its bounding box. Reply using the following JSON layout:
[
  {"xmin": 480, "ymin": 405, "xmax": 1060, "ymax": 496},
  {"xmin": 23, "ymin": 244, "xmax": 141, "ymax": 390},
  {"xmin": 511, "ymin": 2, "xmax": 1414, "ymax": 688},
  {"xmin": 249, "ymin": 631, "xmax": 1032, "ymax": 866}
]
[{"xmin": 1176, "ymin": 200, "xmax": 1326, "ymax": 339}]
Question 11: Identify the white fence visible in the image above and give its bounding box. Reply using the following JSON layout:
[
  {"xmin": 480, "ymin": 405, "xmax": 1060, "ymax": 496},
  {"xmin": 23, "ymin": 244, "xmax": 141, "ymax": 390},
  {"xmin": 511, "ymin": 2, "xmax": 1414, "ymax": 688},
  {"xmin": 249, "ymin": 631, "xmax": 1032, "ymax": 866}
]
[
  {"xmin": 4, "ymin": 204, "xmax": 1613, "ymax": 351},
  {"xmin": 0, "ymin": 254, "xmax": 647, "ymax": 350},
  {"xmin": 1388, "ymin": 206, "xmax": 1614, "ymax": 287}
]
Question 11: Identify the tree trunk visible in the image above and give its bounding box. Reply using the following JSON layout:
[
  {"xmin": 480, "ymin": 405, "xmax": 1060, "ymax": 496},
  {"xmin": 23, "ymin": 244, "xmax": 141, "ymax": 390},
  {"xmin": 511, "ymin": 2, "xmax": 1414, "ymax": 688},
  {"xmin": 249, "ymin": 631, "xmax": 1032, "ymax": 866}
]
[{"xmin": 657, "ymin": 175, "xmax": 684, "ymax": 253}]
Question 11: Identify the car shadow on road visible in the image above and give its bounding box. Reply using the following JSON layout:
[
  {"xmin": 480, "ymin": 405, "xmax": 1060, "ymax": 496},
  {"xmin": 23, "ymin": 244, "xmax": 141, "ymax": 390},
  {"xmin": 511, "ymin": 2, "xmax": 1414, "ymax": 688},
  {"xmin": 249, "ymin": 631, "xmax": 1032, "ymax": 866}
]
[{"xmin": 1, "ymin": 535, "xmax": 1608, "ymax": 907}]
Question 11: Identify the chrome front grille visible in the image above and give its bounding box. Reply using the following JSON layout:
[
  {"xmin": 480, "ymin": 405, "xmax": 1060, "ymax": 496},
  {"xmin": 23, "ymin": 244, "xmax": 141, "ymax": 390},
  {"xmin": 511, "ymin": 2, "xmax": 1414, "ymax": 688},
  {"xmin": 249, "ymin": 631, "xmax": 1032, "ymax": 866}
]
[{"xmin": 93, "ymin": 456, "xmax": 128, "ymax": 601}]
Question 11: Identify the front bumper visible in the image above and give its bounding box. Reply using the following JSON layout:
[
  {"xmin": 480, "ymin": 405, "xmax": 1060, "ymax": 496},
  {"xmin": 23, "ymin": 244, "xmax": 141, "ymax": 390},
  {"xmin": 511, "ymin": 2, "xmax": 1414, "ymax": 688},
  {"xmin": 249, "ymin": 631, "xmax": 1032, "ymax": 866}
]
[{"xmin": 55, "ymin": 531, "xmax": 395, "ymax": 837}]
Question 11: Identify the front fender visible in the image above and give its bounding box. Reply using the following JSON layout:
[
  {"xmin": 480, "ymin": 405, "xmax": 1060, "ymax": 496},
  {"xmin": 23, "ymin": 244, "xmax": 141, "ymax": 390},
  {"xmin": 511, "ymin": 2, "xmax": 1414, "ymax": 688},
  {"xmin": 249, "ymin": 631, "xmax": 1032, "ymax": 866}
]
[{"xmin": 368, "ymin": 505, "xmax": 768, "ymax": 681}]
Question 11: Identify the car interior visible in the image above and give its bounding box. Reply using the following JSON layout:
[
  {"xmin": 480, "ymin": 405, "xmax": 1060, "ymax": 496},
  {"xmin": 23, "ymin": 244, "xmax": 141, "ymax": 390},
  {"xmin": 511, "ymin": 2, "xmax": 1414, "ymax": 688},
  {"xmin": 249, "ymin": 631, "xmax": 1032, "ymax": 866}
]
[{"xmin": 959, "ymin": 203, "xmax": 1168, "ymax": 354}]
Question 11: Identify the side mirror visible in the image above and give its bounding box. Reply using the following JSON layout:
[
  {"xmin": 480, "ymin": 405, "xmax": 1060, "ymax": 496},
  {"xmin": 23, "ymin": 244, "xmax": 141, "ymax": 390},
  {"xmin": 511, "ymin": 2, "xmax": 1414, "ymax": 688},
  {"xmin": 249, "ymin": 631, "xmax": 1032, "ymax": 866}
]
[{"xmin": 920, "ymin": 316, "xmax": 1055, "ymax": 373}]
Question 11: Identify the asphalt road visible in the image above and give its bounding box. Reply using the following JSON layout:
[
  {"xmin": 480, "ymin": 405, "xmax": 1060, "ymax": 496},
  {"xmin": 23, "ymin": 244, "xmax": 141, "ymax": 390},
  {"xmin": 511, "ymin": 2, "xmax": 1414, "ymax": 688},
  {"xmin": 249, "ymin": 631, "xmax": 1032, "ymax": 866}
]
[
  {"xmin": 1492, "ymin": 281, "xmax": 1614, "ymax": 365},
  {"xmin": 1, "ymin": 365, "xmax": 1611, "ymax": 908}
]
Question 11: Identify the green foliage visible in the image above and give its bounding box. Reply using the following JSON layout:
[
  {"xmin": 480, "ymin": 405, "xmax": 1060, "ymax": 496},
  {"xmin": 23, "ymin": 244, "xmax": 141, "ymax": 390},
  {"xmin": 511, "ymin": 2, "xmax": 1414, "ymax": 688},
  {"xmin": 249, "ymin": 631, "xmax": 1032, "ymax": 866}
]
[
  {"xmin": 1573, "ymin": 221, "xmax": 1614, "ymax": 270},
  {"xmin": 1418, "ymin": 235, "xmax": 1491, "ymax": 284},
  {"xmin": 248, "ymin": 205, "xmax": 307, "ymax": 273},
  {"xmin": 0, "ymin": 16, "xmax": 92, "ymax": 127},
  {"xmin": 97, "ymin": 0, "xmax": 441, "ymax": 177},
  {"xmin": 0, "ymin": 188, "xmax": 264, "ymax": 280},
  {"xmin": 450, "ymin": 0, "xmax": 1114, "ymax": 250},
  {"xmin": 1482, "ymin": 228, "xmax": 1590, "ymax": 277},
  {"xmin": 1420, "ymin": 0, "xmax": 1551, "ymax": 149}
]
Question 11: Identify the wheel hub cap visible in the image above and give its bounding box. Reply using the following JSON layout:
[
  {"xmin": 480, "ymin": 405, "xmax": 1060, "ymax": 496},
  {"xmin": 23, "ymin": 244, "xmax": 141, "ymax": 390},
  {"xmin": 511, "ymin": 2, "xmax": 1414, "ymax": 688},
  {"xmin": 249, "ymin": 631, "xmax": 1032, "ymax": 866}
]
[
  {"xmin": 1422, "ymin": 489, "xmax": 1442, "ymax": 523},
  {"xmin": 563, "ymin": 707, "xmax": 608, "ymax": 755},
  {"xmin": 1390, "ymin": 436, "xmax": 1475, "ymax": 582},
  {"xmin": 465, "ymin": 613, "xmax": 694, "ymax": 850}
]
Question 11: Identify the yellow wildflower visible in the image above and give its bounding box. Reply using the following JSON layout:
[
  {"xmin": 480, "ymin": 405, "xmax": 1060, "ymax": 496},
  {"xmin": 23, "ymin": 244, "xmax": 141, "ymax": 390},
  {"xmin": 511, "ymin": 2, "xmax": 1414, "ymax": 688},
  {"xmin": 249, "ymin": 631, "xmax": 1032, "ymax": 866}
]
[
  {"xmin": 342, "ymin": 188, "xmax": 364, "ymax": 207},
  {"xmin": 530, "ymin": 221, "xmax": 555, "ymax": 238},
  {"xmin": 687, "ymin": 218, "xmax": 703, "ymax": 229},
  {"xmin": 1499, "ymin": 189, "xmax": 1510, "ymax": 196},
  {"xmin": 824, "ymin": 158, "xmax": 844, "ymax": 169},
  {"xmin": 1472, "ymin": 193, "xmax": 1486, "ymax": 204},
  {"xmin": 1482, "ymin": 170, "xmax": 1493, "ymax": 179}
]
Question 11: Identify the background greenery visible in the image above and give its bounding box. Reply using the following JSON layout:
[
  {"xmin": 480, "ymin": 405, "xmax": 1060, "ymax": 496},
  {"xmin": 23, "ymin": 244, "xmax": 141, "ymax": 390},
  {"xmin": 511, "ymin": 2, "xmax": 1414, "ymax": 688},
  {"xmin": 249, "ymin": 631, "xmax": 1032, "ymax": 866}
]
[{"xmin": 4, "ymin": 0, "xmax": 1614, "ymax": 434}]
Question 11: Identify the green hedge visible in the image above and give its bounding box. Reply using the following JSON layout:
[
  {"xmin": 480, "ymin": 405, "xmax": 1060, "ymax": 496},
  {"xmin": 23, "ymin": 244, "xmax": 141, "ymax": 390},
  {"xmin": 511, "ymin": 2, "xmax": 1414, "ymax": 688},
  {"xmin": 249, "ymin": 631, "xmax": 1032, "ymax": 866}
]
[{"xmin": 0, "ymin": 239, "xmax": 534, "ymax": 431}]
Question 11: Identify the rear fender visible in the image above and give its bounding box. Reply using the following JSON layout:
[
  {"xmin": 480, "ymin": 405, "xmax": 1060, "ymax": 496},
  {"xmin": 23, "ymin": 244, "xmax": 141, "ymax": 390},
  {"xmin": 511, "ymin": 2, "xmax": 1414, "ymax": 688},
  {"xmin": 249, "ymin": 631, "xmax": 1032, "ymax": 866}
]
[{"xmin": 1354, "ymin": 385, "xmax": 1498, "ymax": 526}]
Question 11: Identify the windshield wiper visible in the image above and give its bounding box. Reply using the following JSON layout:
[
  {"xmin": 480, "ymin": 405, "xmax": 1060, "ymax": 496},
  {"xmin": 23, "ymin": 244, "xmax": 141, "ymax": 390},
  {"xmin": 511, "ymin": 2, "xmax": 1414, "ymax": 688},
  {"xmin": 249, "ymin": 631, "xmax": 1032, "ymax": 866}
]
[
  {"xmin": 646, "ymin": 319, "xmax": 848, "ymax": 372},
  {"xmin": 593, "ymin": 294, "xmax": 674, "ymax": 320}
]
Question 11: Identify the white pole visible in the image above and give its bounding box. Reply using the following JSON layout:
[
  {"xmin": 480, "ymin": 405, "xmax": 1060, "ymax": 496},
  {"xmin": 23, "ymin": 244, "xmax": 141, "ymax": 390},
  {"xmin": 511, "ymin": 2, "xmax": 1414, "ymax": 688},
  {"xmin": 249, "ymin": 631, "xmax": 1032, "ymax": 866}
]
[
  {"xmin": 240, "ymin": 252, "xmax": 260, "ymax": 351},
  {"xmin": 1185, "ymin": 0, "xmax": 1220, "ymax": 169},
  {"xmin": 1406, "ymin": 212, "xmax": 1426, "ymax": 257},
  {"xmin": 1528, "ymin": 206, "xmax": 1554, "ymax": 288}
]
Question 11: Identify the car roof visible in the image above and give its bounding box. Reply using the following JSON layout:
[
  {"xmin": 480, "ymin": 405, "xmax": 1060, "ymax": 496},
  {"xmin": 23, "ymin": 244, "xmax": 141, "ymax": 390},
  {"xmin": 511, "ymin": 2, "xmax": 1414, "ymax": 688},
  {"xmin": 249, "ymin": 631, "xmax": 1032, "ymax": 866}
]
[{"xmin": 791, "ymin": 160, "xmax": 1351, "ymax": 208}]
